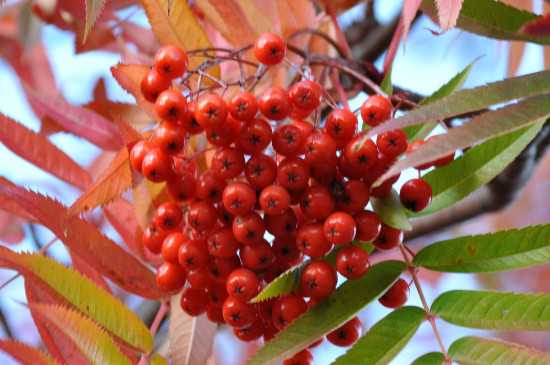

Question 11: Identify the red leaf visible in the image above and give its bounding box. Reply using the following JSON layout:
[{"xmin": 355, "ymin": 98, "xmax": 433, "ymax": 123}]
[
  {"xmin": 0, "ymin": 338, "xmax": 60, "ymax": 365},
  {"xmin": 383, "ymin": 19, "xmax": 403, "ymax": 74},
  {"xmin": 521, "ymin": 13, "xmax": 550, "ymax": 37},
  {"xmin": 0, "ymin": 211, "xmax": 25, "ymax": 245},
  {"xmin": 113, "ymin": 114, "xmax": 143, "ymax": 147},
  {"xmin": 208, "ymin": 0, "xmax": 256, "ymax": 46},
  {"xmin": 0, "ymin": 177, "xmax": 37, "ymax": 222},
  {"xmin": 66, "ymin": 146, "xmax": 133, "ymax": 218},
  {"xmin": 23, "ymin": 85, "xmax": 124, "ymax": 151},
  {"xmin": 403, "ymin": 0, "xmax": 421, "ymax": 45},
  {"xmin": 0, "ymin": 112, "xmax": 93, "ymax": 190},
  {"xmin": 68, "ymin": 249, "xmax": 112, "ymax": 294},
  {"xmin": 0, "ymin": 183, "xmax": 164, "ymax": 299},
  {"xmin": 435, "ymin": 0, "xmax": 464, "ymax": 32},
  {"xmin": 111, "ymin": 63, "xmax": 158, "ymax": 121}
]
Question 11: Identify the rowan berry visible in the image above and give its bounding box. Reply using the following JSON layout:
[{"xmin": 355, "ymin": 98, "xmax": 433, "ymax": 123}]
[
  {"xmin": 141, "ymin": 148, "xmax": 174, "ymax": 183},
  {"xmin": 283, "ymin": 349, "xmax": 313, "ymax": 365},
  {"xmin": 400, "ymin": 178, "xmax": 433, "ymax": 213},
  {"xmin": 239, "ymin": 118, "xmax": 272, "ymax": 154},
  {"xmin": 156, "ymin": 262, "xmax": 186, "ymax": 293},
  {"xmin": 211, "ymin": 147, "xmax": 245, "ymax": 180},
  {"xmin": 180, "ymin": 287, "xmax": 209, "ymax": 316},
  {"xmin": 272, "ymin": 295, "xmax": 308, "ymax": 331},
  {"xmin": 153, "ymin": 121, "xmax": 186, "ymax": 154},
  {"xmin": 222, "ymin": 182, "xmax": 256, "ymax": 216},
  {"xmin": 361, "ymin": 95, "xmax": 393, "ymax": 127},
  {"xmin": 155, "ymin": 202, "xmax": 183, "ymax": 231},
  {"xmin": 154, "ymin": 44, "xmax": 188, "ymax": 79},
  {"xmin": 377, "ymin": 129, "xmax": 408, "ymax": 158},
  {"xmin": 226, "ymin": 268, "xmax": 260, "ymax": 302},
  {"xmin": 130, "ymin": 140, "xmax": 155, "ymax": 173},
  {"xmin": 272, "ymin": 124, "xmax": 305, "ymax": 157},
  {"xmin": 222, "ymin": 296, "xmax": 257, "ymax": 329},
  {"xmin": 240, "ymin": 238, "xmax": 273, "ymax": 271},
  {"xmin": 326, "ymin": 317, "xmax": 362, "ymax": 347},
  {"xmin": 155, "ymin": 89, "xmax": 188, "ymax": 123},
  {"xmin": 259, "ymin": 87, "xmax": 291, "ymax": 121},
  {"xmin": 354, "ymin": 210, "xmax": 381, "ymax": 243},
  {"xmin": 324, "ymin": 212, "xmax": 357, "ymax": 246},
  {"xmin": 289, "ymin": 80, "xmax": 323, "ymax": 111},
  {"xmin": 325, "ymin": 109, "xmax": 357, "ymax": 142},
  {"xmin": 141, "ymin": 70, "xmax": 171, "ymax": 103},
  {"xmin": 195, "ymin": 94, "xmax": 228, "ymax": 129},
  {"xmin": 336, "ymin": 245, "xmax": 370, "ymax": 279},
  {"xmin": 300, "ymin": 261, "xmax": 337, "ymax": 299},
  {"xmin": 296, "ymin": 222, "xmax": 333, "ymax": 259},
  {"xmin": 178, "ymin": 239, "xmax": 210, "ymax": 271},
  {"xmin": 254, "ymin": 33, "xmax": 286, "ymax": 66},
  {"xmin": 207, "ymin": 226, "xmax": 241, "ymax": 259},
  {"xmin": 259, "ymin": 185, "xmax": 291, "ymax": 216},
  {"xmin": 228, "ymin": 91, "xmax": 258, "ymax": 121},
  {"xmin": 162, "ymin": 232, "xmax": 189, "ymax": 265},
  {"xmin": 373, "ymin": 223, "xmax": 403, "ymax": 251},
  {"xmin": 232, "ymin": 211, "xmax": 265, "ymax": 245},
  {"xmin": 379, "ymin": 278, "xmax": 410, "ymax": 308}
]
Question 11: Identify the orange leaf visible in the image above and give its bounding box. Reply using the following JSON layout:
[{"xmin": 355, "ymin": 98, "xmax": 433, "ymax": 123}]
[
  {"xmin": 23, "ymin": 85, "xmax": 124, "ymax": 151},
  {"xmin": 83, "ymin": 0, "xmax": 108, "ymax": 44},
  {"xmin": 66, "ymin": 147, "xmax": 133, "ymax": 218},
  {"xmin": 0, "ymin": 112, "xmax": 92, "ymax": 190},
  {"xmin": 0, "ymin": 184, "xmax": 163, "ymax": 299},
  {"xmin": 234, "ymin": 0, "xmax": 276, "ymax": 35},
  {"xmin": 111, "ymin": 63, "xmax": 158, "ymax": 121},
  {"xmin": 0, "ymin": 338, "xmax": 60, "ymax": 365},
  {"xmin": 276, "ymin": 0, "xmax": 299, "ymax": 37},
  {"xmin": 113, "ymin": 114, "xmax": 143, "ymax": 147},
  {"xmin": 208, "ymin": 0, "xmax": 256, "ymax": 46},
  {"xmin": 139, "ymin": 0, "xmax": 220, "ymax": 79}
]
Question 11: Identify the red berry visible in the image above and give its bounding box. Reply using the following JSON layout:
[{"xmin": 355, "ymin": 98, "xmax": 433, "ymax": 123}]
[
  {"xmin": 205, "ymin": 114, "xmax": 241, "ymax": 147},
  {"xmin": 283, "ymin": 349, "xmax": 313, "ymax": 365},
  {"xmin": 142, "ymin": 148, "xmax": 174, "ymax": 183},
  {"xmin": 155, "ymin": 202, "xmax": 183, "ymax": 231},
  {"xmin": 233, "ymin": 317, "xmax": 265, "ymax": 342},
  {"xmin": 272, "ymin": 124, "xmax": 305, "ymax": 157},
  {"xmin": 264, "ymin": 207, "xmax": 297, "ymax": 237},
  {"xmin": 228, "ymin": 91, "xmax": 258, "ymax": 121},
  {"xmin": 336, "ymin": 245, "xmax": 370, "ymax": 279},
  {"xmin": 156, "ymin": 262, "xmax": 186, "ymax": 293},
  {"xmin": 245, "ymin": 153, "xmax": 277, "ymax": 189},
  {"xmin": 259, "ymin": 185, "xmax": 291, "ymax": 216},
  {"xmin": 324, "ymin": 212, "xmax": 357, "ymax": 246},
  {"xmin": 259, "ymin": 87, "xmax": 291, "ymax": 121},
  {"xmin": 343, "ymin": 136, "xmax": 377, "ymax": 172},
  {"xmin": 354, "ymin": 210, "xmax": 381, "ymax": 243},
  {"xmin": 226, "ymin": 268, "xmax": 260, "ymax": 302},
  {"xmin": 222, "ymin": 182, "xmax": 256, "ymax": 216},
  {"xmin": 187, "ymin": 201, "xmax": 218, "ymax": 230},
  {"xmin": 254, "ymin": 33, "xmax": 286, "ymax": 66},
  {"xmin": 299, "ymin": 184, "xmax": 335, "ymax": 221},
  {"xmin": 300, "ymin": 261, "xmax": 337, "ymax": 300},
  {"xmin": 153, "ymin": 121, "xmax": 186, "ymax": 154},
  {"xmin": 181, "ymin": 101, "xmax": 204, "ymax": 135},
  {"xmin": 296, "ymin": 222, "xmax": 333, "ymax": 259},
  {"xmin": 373, "ymin": 223, "xmax": 403, "ymax": 251},
  {"xmin": 272, "ymin": 236, "xmax": 303, "ymax": 266},
  {"xmin": 155, "ymin": 90, "xmax": 188, "ymax": 123},
  {"xmin": 406, "ymin": 140, "xmax": 433, "ymax": 170},
  {"xmin": 196, "ymin": 170, "xmax": 227, "ymax": 204},
  {"xmin": 211, "ymin": 147, "xmax": 245, "ymax": 180},
  {"xmin": 239, "ymin": 118, "xmax": 272, "ymax": 154},
  {"xmin": 400, "ymin": 178, "xmax": 433, "ymax": 213},
  {"xmin": 326, "ymin": 317, "xmax": 362, "ymax": 347},
  {"xmin": 222, "ymin": 296, "xmax": 257, "ymax": 328},
  {"xmin": 154, "ymin": 44, "xmax": 188, "ymax": 79},
  {"xmin": 162, "ymin": 232, "xmax": 189, "ymax": 264},
  {"xmin": 304, "ymin": 131, "xmax": 336, "ymax": 167},
  {"xmin": 166, "ymin": 169, "xmax": 196, "ymax": 202},
  {"xmin": 361, "ymin": 95, "xmax": 393, "ymax": 127},
  {"xmin": 272, "ymin": 295, "xmax": 307, "ymax": 331},
  {"xmin": 277, "ymin": 157, "xmax": 310, "ymax": 191},
  {"xmin": 240, "ymin": 238, "xmax": 273, "ymax": 271},
  {"xmin": 180, "ymin": 287, "xmax": 209, "ymax": 316},
  {"xmin": 376, "ymin": 129, "xmax": 408, "ymax": 158},
  {"xmin": 289, "ymin": 80, "xmax": 323, "ymax": 111},
  {"xmin": 207, "ymin": 255, "xmax": 241, "ymax": 284},
  {"xmin": 195, "ymin": 94, "xmax": 228, "ymax": 129},
  {"xmin": 141, "ymin": 70, "xmax": 171, "ymax": 103},
  {"xmin": 178, "ymin": 239, "xmax": 210, "ymax": 271},
  {"xmin": 130, "ymin": 140, "xmax": 155, "ymax": 173},
  {"xmin": 207, "ymin": 226, "xmax": 241, "ymax": 259},
  {"xmin": 379, "ymin": 278, "xmax": 410, "ymax": 308},
  {"xmin": 232, "ymin": 211, "xmax": 265, "ymax": 245},
  {"xmin": 325, "ymin": 109, "xmax": 357, "ymax": 142}
]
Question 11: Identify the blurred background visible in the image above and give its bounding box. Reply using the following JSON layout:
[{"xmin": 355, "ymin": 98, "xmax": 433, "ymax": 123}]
[{"xmin": 0, "ymin": 0, "xmax": 549, "ymax": 364}]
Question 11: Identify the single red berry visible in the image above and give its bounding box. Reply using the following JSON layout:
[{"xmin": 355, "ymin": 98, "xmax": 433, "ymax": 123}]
[
  {"xmin": 232, "ymin": 211, "xmax": 265, "ymax": 245},
  {"xmin": 272, "ymin": 236, "xmax": 303, "ymax": 266},
  {"xmin": 226, "ymin": 268, "xmax": 260, "ymax": 302},
  {"xmin": 254, "ymin": 33, "xmax": 287, "ymax": 66},
  {"xmin": 180, "ymin": 287, "xmax": 209, "ymax": 316},
  {"xmin": 162, "ymin": 232, "xmax": 189, "ymax": 265},
  {"xmin": 166, "ymin": 169, "xmax": 196, "ymax": 202},
  {"xmin": 154, "ymin": 44, "xmax": 188, "ymax": 79},
  {"xmin": 343, "ymin": 135, "xmax": 377, "ymax": 172},
  {"xmin": 181, "ymin": 101, "xmax": 204, "ymax": 135},
  {"xmin": 142, "ymin": 220, "xmax": 168, "ymax": 255},
  {"xmin": 153, "ymin": 121, "xmax": 186, "ymax": 154},
  {"xmin": 207, "ymin": 255, "xmax": 241, "ymax": 284},
  {"xmin": 155, "ymin": 89, "xmax": 188, "ymax": 123},
  {"xmin": 245, "ymin": 153, "xmax": 277, "ymax": 189},
  {"xmin": 289, "ymin": 80, "xmax": 323, "ymax": 111},
  {"xmin": 259, "ymin": 87, "xmax": 291, "ymax": 121},
  {"xmin": 156, "ymin": 262, "xmax": 186, "ymax": 293},
  {"xmin": 208, "ymin": 283, "xmax": 229, "ymax": 307},
  {"xmin": 222, "ymin": 296, "xmax": 257, "ymax": 329},
  {"xmin": 354, "ymin": 210, "xmax": 382, "ymax": 243},
  {"xmin": 373, "ymin": 223, "xmax": 403, "ymax": 251},
  {"xmin": 205, "ymin": 114, "xmax": 241, "ymax": 147},
  {"xmin": 296, "ymin": 222, "xmax": 333, "ymax": 259},
  {"xmin": 240, "ymin": 238, "xmax": 273, "ymax": 271},
  {"xmin": 206, "ymin": 303, "xmax": 226, "ymax": 324},
  {"xmin": 155, "ymin": 202, "xmax": 183, "ymax": 231},
  {"xmin": 188, "ymin": 201, "xmax": 218, "ymax": 230},
  {"xmin": 196, "ymin": 170, "xmax": 227, "ymax": 204},
  {"xmin": 283, "ymin": 349, "xmax": 313, "ymax": 365},
  {"xmin": 233, "ymin": 317, "xmax": 265, "ymax": 342},
  {"xmin": 400, "ymin": 178, "xmax": 433, "ymax": 213},
  {"xmin": 299, "ymin": 184, "xmax": 335, "ymax": 221},
  {"xmin": 304, "ymin": 131, "xmax": 336, "ymax": 167},
  {"xmin": 336, "ymin": 245, "xmax": 370, "ymax": 279},
  {"xmin": 195, "ymin": 94, "xmax": 228, "ymax": 129},
  {"xmin": 264, "ymin": 207, "xmax": 297, "ymax": 237},
  {"xmin": 324, "ymin": 212, "xmax": 357, "ymax": 246},
  {"xmin": 260, "ymin": 185, "xmax": 291, "ymax": 216},
  {"xmin": 187, "ymin": 266, "xmax": 215, "ymax": 290},
  {"xmin": 300, "ymin": 261, "xmax": 337, "ymax": 300},
  {"xmin": 336, "ymin": 180, "xmax": 370, "ymax": 214},
  {"xmin": 379, "ymin": 278, "xmax": 410, "ymax": 308},
  {"xmin": 207, "ymin": 226, "xmax": 241, "ymax": 259},
  {"xmin": 272, "ymin": 295, "xmax": 308, "ymax": 331},
  {"xmin": 211, "ymin": 147, "xmax": 245, "ymax": 180},
  {"xmin": 289, "ymin": 105, "xmax": 312, "ymax": 121},
  {"xmin": 222, "ymin": 182, "xmax": 256, "ymax": 216},
  {"xmin": 361, "ymin": 95, "xmax": 393, "ymax": 127},
  {"xmin": 178, "ymin": 239, "xmax": 210, "ymax": 271},
  {"xmin": 272, "ymin": 124, "xmax": 305, "ymax": 157},
  {"xmin": 239, "ymin": 118, "xmax": 272, "ymax": 154},
  {"xmin": 228, "ymin": 91, "xmax": 258, "ymax": 121},
  {"xmin": 325, "ymin": 109, "xmax": 357, "ymax": 142},
  {"xmin": 377, "ymin": 129, "xmax": 408, "ymax": 158},
  {"xmin": 141, "ymin": 70, "xmax": 171, "ymax": 103},
  {"xmin": 277, "ymin": 157, "xmax": 310, "ymax": 191},
  {"xmin": 326, "ymin": 317, "xmax": 362, "ymax": 347},
  {"xmin": 142, "ymin": 148, "xmax": 174, "ymax": 183},
  {"xmin": 130, "ymin": 140, "xmax": 155, "ymax": 173}
]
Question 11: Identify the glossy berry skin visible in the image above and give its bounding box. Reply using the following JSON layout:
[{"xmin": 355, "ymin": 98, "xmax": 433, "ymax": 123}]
[
  {"xmin": 156, "ymin": 262, "xmax": 186, "ymax": 293},
  {"xmin": 155, "ymin": 202, "xmax": 183, "ymax": 231},
  {"xmin": 272, "ymin": 236, "xmax": 303, "ymax": 266},
  {"xmin": 283, "ymin": 349, "xmax": 313, "ymax": 365},
  {"xmin": 232, "ymin": 211, "xmax": 265, "ymax": 245},
  {"xmin": 233, "ymin": 317, "xmax": 265, "ymax": 342},
  {"xmin": 254, "ymin": 32, "xmax": 286, "ymax": 66},
  {"xmin": 277, "ymin": 157, "xmax": 310, "ymax": 191},
  {"xmin": 264, "ymin": 207, "xmax": 297, "ymax": 237},
  {"xmin": 154, "ymin": 44, "xmax": 188, "ymax": 79},
  {"xmin": 259, "ymin": 185, "xmax": 291, "ymax": 216},
  {"xmin": 239, "ymin": 238, "xmax": 273, "ymax": 271},
  {"xmin": 195, "ymin": 94, "xmax": 228, "ymax": 129},
  {"xmin": 239, "ymin": 118, "xmax": 272, "ymax": 154},
  {"xmin": 379, "ymin": 278, "xmax": 410, "ymax": 308},
  {"xmin": 299, "ymin": 184, "xmax": 335, "ymax": 220},
  {"xmin": 226, "ymin": 268, "xmax": 260, "ymax": 302},
  {"xmin": 155, "ymin": 90, "xmax": 188, "ymax": 124},
  {"xmin": 211, "ymin": 147, "xmax": 245, "ymax": 180},
  {"xmin": 181, "ymin": 101, "xmax": 204, "ymax": 135},
  {"xmin": 154, "ymin": 122, "xmax": 186, "ymax": 155},
  {"xmin": 324, "ymin": 212, "xmax": 357, "ymax": 246},
  {"xmin": 327, "ymin": 317, "xmax": 362, "ymax": 347},
  {"xmin": 178, "ymin": 239, "xmax": 210, "ymax": 271},
  {"xmin": 142, "ymin": 148, "xmax": 174, "ymax": 183},
  {"xmin": 289, "ymin": 80, "xmax": 323, "ymax": 111},
  {"xmin": 207, "ymin": 226, "xmax": 241, "ymax": 259},
  {"xmin": 222, "ymin": 182, "xmax": 256, "ymax": 216},
  {"xmin": 187, "ymin": 266, "xmax": 215, "ymax": 290},
  {"xmin": 228, "ymin": 91, "xmax": 258, "ymax": 121},
  {"xmin": 296, "ymin": 222, "xmax": 333, "ymax": 259},
  {"xmin": 272, "ymin": 124, "xmax": 305, "ymax": 157},
  {"xmin": 166, "ymin": 170, "xmax": 196, "ymax": 202},
  {"xmin": 180, "ymin": 287, "xmax": 209, "ymax": 316},
  {"xmin": 187, "ymin": 201, "xmax": 218, "ymax": 230},
  {"xmin": 336, "ymin": 180, "xmax": 370, "ymax": 214},
  {"xmin": 162, "ymin": 232, "xmax": 189, "ymax": 265},
  {"xmin": 400, "ymin": 178, "xmax": 433, "ymax": 213},
  {"xmin": 300, "ymin": 261, "xmax": 337, "ymax": 300},
  {"xmin": 222, "ymin": 296, "xmax": 257, "ymax": 329},
  {"xmin": 304, "ymin": 131, "xmax": 336, "ymax": 167},
  {"xmin": 376, "ymin": 129, "xmax": 409, "ymax": 158},
  {"xmin": 205, "ymin": 115, "xmax": 240, "ymax": 147},
  {"xmin": 245, "ymin": 153, "xmax": 277, "ymax": 189},
  {"xmin": 130, "ymin": 140, "xmax": 155, "ymax": 173},
  {"xmin": 259, "ymin": 87, "xmax": 292, "ymax": 121},
  {"xmin": 343, "ymin": 136, "xmax": 377, "ymax": 172},
  {"xmin": 354, "ymin": 210, "xmax": 382, "ymax": 243},
  {"xmin": 196, "ymin": 170, "xmax": 227, "ymax": 204},
  {"xmin": 272, "ymin": 295, "xmax": 308, "ymax": 331},
  {"xmin": 141, "ymin": 70, "xmax": 171, "ymax": 103},
  {"xmin": 142, "ymin": 221, "xmax": 167, "ymax": 255},
  {"xmin": 325, "ymin": 109, "xmax": 357, "ymax": 142},
  {"xmin": 361, "ymin": 95, "xmax": 393, "ymax": 127},
  {"xmin": 336, "ymin": 245, "xmax": 370, "ymax": 279},
  {"xmin": 207, "ymin": 255, "xmax": 241, "ymax": 284},
  {"xmin": 373, "ymin": 223, "xmax": 403, "ymax": 251}
]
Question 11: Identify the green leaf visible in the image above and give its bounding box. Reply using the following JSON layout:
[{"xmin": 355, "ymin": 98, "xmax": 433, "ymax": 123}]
[
  {"xmin": 411, "ymin": 352, "xmax": 446, "ymax": 365},
  {"xmin": 366, "ymin": 70, "xmax": 550, "ymax": 139},
  {"xmin": 332, "ymin": 306, "xmax": 426, "ymax": 365},
  {"xmin": 30, "ymin": 303, "xmax": 131, "ymax": 365},
  {"xmin": 449, "ymin": 336, "xmax": 550, "ymax": 365},
  {"xmin": 404, "ymin": 59, "xmax": 476, "ymax": 143},
  {"xmin": 0, "ymin": 246, "xmax": 153, "ymax": 353},
  {"xmin": 410, "ymin": 121, "xmax": 544, "ymax": 217},
  {"xmin": 413, "ymin": 224, "xmax": 550, "ymax": 273},
  {"xmin": 374, "ymin": 94, "xmax": 550, "ymax": 186},
  {"xmin": 247, "ymin": 260, "xmax": 407, "ymax": 365},
  {"xmin": 371, "ymin": 189, "xmax": 412, "ymax": 231},
  {"xmin": 420, "ymin": 0, "xmax": 550, "ymax": 45},
  {"xmin": 432, "ymin": 290, "xmax": 550, "ymax": 331},
  {"xmin": 381, "ymin": 66, "xmax": 393, "ymax": 96},
  {"xmin": 252, "ymin": 242, "xmax": 374, "ymax": 303}
]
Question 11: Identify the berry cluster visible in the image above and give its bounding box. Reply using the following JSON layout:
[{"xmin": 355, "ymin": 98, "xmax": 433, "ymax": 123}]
[{"xmin": 130, "ymin": 33, "xmax": 454, "ymax": 364}]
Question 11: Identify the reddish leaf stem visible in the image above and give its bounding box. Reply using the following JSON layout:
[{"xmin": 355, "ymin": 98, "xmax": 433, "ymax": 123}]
[
  {"xmin": 325, "ymin": 2, "xmax": 353, "ymax": 60},
  {"xmin": 330, "ymin": 69, "xmax": 350, "ymax": 110},
  {"xmin": 138, "ymin": 300, "xmax": 170, "ymax": 365}
]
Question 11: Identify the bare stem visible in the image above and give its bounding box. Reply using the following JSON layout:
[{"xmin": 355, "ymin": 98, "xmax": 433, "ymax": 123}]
[
  {"xmin": 399, "ymin": 243, "xmax": 449, "ymax": 360},
  {"xmin": 138, "ymin": 300, "xmax": 170, "ymax": 365},
  {"xmin": 329, "ymin": 69, "xmax": 349, "ymax": 110}
]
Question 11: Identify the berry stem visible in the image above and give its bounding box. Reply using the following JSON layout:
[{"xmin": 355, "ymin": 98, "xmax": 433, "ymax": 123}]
[
  {"xmin": 286, "ymin": 29, "xmax": 348, "ymax": 59},
  {"xmin": 398, "ymin": 243, "xmax": 449, "ymax": 360}
]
